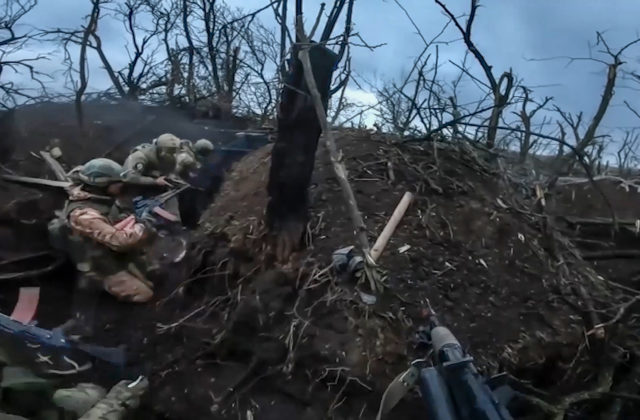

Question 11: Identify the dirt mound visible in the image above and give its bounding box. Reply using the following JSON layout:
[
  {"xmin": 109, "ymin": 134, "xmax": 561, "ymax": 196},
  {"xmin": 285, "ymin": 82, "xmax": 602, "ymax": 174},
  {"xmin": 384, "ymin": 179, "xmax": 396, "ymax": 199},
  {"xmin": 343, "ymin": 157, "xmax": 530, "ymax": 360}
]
[
  {"xmin": 145, "ymin": 131, "xmax": 612, "ymax": 419},
  {"xmin": 554, "ymin": 177, "xmax": 640, "ymax": 221},
  {"xmin": 4, "ymin": 122, "xmax": 629, "ymax": 419},
  {"xmin": 549, "ymin": 177, "xmax": 640, "ymax": 293}
]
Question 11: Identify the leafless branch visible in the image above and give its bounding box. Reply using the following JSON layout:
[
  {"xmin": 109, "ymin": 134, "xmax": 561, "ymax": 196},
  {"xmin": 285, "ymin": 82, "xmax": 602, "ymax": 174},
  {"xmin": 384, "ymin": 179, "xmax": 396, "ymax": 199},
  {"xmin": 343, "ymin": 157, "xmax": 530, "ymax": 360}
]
[
  {"xmin": 625, "ymin": 100, "xmax": 640, "ymax": 121},
  {"xmin": 434, "ymin": 0, "xmax": 513, "ymax": 148},
  {"xmin": 0, "ymin": 0, "xmax": 48, "ymax": 108}
]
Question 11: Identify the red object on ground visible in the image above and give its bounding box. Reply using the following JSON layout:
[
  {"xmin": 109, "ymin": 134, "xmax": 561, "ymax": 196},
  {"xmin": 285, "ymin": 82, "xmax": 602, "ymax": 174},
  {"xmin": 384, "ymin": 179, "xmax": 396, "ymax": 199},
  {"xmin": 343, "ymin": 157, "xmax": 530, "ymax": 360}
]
[{"xmin": 10, "ymin": 287, "xmax": 40, "ymax": 324}]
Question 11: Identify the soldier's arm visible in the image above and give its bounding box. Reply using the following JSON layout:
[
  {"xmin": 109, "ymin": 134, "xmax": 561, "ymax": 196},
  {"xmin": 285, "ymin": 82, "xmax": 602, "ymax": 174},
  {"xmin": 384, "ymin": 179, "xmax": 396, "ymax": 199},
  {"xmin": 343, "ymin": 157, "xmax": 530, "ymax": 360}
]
[
  {"xmin": 122, "ymin": 152, "xmax": 160, "ymax": 185},
  {"xmin": 69, "ymin": 207, "xmax": 146, "ymax": 252}
]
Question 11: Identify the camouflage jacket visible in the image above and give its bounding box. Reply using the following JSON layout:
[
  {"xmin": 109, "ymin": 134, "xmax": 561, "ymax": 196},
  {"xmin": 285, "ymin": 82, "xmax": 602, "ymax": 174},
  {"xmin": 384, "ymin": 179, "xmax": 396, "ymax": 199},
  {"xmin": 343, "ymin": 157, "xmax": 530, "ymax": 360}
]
[{"xmin": 122, "ymin": 143, "xmax": 176, "ymax": 185}]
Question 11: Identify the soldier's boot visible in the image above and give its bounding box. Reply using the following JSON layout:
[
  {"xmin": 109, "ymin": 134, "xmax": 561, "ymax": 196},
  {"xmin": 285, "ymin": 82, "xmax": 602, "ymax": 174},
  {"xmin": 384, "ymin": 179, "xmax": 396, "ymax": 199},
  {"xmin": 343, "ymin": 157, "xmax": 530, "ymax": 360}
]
[
  {"xmin": 103, "ymin": 265, "xmax": 153, "ymax": 303},
  {"xmin": 79, "ymin": 377, "xmax": 148, "ymax": 420},
  {"xmin": 53, "ymin": 383, "xmax": 106, "ymax": 417}
]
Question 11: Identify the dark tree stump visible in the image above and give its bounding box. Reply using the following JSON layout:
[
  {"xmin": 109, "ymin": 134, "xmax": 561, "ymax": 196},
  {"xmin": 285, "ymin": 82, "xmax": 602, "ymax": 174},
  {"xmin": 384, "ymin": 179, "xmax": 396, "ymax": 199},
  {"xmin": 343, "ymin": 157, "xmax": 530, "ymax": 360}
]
[{"xmin": 266, "ymin": 44, "xmax": 338, "ymax": 261}]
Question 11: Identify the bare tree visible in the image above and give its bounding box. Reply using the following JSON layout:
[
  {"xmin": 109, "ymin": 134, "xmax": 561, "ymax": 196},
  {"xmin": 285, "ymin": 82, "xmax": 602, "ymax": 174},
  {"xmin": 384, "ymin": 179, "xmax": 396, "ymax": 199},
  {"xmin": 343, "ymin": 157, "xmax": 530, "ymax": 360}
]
[
  {"xmin": 182, "ymin": 0, "xmax": 280, "ymax": 118},
  {"xmin": 0, "ymin": 0, "xmax": 47, "ymax": 109},
  {"xmin": 113, "ymin": 0, "xmax": 165, "ymax": 99},
  {"xmin": 43, "ymin": 0, "xmax": 290, "ymax": 118},
  {"xmin": 615, "ymin": 130, "xmax": 640, "ymax": 177},
  {"xmin": 149, "ymin": 0, "xmax": 181, "ymax": 105},
  {"xmin": 555, "ymin": 121, "xmax": 566, "ymax": 159},
  {"xmin": 237, "ymin": 19, "xmax": 279, "ymax": 121},
  {"xmin": 266, "ymin": 0, "xmax": 356, "ymax": 261},
  {"xmin": 514, "ymin": 86, "xmax": 552, "ymax": 162},
  {"xmin": 376, "ymin": 52, "xmax": 433, "ymax": 136},
  {"xmin": 553, "ymin": 32, "xmax": 640, "ymax": 174},
  {"xmin": 435, "ymin": 0, "xmax": 513, "ymax": 149},
  {"xmin": 372, "ymin": 15, "xmax": 454, "ymax": 137},
  {"xmin": 276, "ymin": 0, "xmax": 288, "ymax": 83},
  {"xmin": 49, "ymin": 0, "xmax": 170, "ymax": 110},
  {"xmin": 181, "ymin": 0, "xmax": 197, "ymax": 106},
  {"xmin": 75, "ymin": 0, "xmax": 101, "ymax": 127}
]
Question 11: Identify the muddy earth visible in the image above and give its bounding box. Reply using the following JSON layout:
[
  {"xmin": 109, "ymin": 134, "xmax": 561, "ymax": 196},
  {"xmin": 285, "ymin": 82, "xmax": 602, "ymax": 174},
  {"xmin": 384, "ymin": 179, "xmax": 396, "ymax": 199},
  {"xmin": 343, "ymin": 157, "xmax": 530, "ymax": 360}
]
[{"xmin": 1, "ymin": 106, "xmax": 639, "ymax": 419}]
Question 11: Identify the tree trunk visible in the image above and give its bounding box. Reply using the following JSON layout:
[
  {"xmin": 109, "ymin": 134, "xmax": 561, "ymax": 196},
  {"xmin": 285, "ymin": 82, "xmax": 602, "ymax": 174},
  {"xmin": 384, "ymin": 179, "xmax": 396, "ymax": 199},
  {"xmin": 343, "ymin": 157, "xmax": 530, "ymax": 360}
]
[
  {"xmin": 564, "ymin": 64, "xmax": 618, "ymax": 174},
  {"xmin": 278, "ymin": 0, "xmax": 288, "ymax": 84},
  {"xmin": 182, "ymin": 0, "xmax": 196, "ymax": 106},
  {"xmin": 519, "ymin": 118, "xmax": 531, "ymax": 163},
  {"xmin": 266, "ymin": 43, "xmax": 339, "ymax": 261},
  {"xmin": 217, "ymin": 91, "xmax": 233, "ymax": 120},
  {"xmin": 76, "ymin": 1, "xmax": 101, "ymax": 128},
  {"xmin": 486, "ymin": 71, "xmax": 513, "ymax": 149}
]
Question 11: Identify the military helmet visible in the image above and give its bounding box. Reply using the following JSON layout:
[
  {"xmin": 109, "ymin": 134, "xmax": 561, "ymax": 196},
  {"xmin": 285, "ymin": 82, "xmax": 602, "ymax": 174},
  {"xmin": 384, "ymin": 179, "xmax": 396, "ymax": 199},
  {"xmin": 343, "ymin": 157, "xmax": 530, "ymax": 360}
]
[
  {"xmin": 194, "ymin": 139, "xmax": 214, "ymax": 155},
  {"xmin": 155, "ymin": 133, "xmax": 180, "ymax": 150},
  {"xmin": 69, "ymin": 158, "xmax": 124, "ymax": 187}
]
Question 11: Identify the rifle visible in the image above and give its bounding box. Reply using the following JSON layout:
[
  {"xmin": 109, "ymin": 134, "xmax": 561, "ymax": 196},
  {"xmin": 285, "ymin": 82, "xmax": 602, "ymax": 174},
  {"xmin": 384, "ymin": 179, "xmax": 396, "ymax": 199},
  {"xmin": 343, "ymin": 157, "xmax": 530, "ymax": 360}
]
[
  {"xmin": 377, "ymin": 303, "xmax": 514, "ymax": 420},
  {"xmin": 132, "ymin": 184, "xmax": 189, "ymax": 224},
  {"xmin": 0, "ymin": 312, "xmax": 126, "ymax": 366}
]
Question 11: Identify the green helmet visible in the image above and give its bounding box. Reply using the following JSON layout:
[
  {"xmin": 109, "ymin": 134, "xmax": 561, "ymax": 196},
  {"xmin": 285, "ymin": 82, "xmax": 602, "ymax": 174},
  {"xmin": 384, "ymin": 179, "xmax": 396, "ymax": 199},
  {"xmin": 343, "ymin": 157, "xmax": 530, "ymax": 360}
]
[
  {"xmin": 155, "ymin": 133, "xmax": 180, "ymax": 150},
  {"xmin": 70, "ymin": 158, "xmax": 124, "ymax": 187},
  {"xmin": 194, "ymin": 139, "xmax": 214, "ymax": 156}
]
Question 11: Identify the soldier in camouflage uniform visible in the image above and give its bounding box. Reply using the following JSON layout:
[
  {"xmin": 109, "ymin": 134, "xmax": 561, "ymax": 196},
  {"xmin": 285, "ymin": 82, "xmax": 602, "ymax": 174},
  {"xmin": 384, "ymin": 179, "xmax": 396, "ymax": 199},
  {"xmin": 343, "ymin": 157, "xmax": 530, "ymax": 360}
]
[
  {"xmin": 50, "ymin": 158, "xmax": 154, "ymax": 305},
  {"xmin": 175, "ymin": 139, "xmax": 214, "ymax": 227},
  {"xmin": 121, "ymin": 133, "xmax": 181, "ymax": 186},
  {"xmin": 175, "ymin": 138, "xmax": 214, "ymax": 179},
  {"xmin": 77, "ymin": 376, "xmax": 148, "ymax": 420},
  {"xmin": 122, "ymin": 133, "xmax": 183, "ymax": 219}
]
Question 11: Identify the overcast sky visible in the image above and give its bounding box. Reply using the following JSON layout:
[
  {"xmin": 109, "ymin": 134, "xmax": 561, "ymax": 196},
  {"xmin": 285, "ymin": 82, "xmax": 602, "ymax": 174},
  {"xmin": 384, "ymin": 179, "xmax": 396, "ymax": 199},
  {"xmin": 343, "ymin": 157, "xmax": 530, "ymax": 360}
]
[{"xmin": 10, "ymin": 0, "xmax": 640, "ymax": 136}]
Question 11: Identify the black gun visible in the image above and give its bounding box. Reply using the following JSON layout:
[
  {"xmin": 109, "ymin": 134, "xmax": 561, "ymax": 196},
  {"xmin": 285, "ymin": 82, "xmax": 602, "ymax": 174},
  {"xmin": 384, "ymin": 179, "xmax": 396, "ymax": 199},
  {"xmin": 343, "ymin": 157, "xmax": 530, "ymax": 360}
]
[
  {"xmin": 0, "ymin": 312, "xmax": 126, "ymax": 366},
  {"xmin": 377, "ymin": 305, "xmax": 514, "ymax": 420},
  {"xmin": 132, "ymin": 184, "xmax": 189, "ymax": 224}
]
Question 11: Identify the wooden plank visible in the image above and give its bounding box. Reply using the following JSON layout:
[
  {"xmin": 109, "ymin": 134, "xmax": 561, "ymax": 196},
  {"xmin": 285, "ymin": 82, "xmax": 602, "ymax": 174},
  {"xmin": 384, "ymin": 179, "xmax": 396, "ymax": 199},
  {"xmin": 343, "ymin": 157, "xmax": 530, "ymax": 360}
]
[
  {"xmin": 371, "ymin": 192, "xmax": 414, "ymax": 262},
  {"xmin": 1, "ymin": 174, "xmax": 71, "ymax": 188}
]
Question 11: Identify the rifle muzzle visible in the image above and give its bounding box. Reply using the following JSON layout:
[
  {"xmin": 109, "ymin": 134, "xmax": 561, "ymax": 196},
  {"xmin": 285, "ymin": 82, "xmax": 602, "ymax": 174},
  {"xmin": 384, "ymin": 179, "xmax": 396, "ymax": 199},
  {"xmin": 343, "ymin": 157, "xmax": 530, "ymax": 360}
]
[{"xmin": 431, "ymin": 326, "xmax": 461, "ymax": 355}]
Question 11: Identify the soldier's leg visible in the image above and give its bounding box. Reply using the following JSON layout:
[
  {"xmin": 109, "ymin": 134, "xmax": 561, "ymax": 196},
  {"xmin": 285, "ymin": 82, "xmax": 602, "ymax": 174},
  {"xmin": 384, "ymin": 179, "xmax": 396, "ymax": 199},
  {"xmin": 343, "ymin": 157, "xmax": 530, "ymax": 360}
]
[
  {"xmin": 102, "ymin": 270, "xmax": 153, "ymax": 303},
  {"xmin": 96, "ymin": 252, "xmax": 154, "ymax": 303},
  {"xmin": 64, "ymin": 235, "xmax": 104, "ymax": 336}
]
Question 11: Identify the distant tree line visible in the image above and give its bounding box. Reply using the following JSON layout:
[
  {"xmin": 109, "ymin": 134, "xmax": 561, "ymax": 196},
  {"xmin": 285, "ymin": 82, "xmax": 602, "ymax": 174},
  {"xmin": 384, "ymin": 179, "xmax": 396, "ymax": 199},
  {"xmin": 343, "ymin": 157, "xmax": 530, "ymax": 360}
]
[{"xmin": 2, "ymin": 0, "xmax": 640, "ymax": 175}]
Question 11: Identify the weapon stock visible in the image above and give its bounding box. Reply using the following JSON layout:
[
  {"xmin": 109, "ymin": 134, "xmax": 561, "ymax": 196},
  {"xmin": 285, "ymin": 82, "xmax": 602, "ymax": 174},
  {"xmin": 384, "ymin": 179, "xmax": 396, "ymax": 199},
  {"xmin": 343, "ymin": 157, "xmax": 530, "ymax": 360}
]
[
  {"xmin": 0, "ymin": 312, "xmax": 126, "ymax": 367},
  {"xmin": 377, "ymin": 303, "xmax": 515, "ymax": 420},
  {"xmin": 418, "ymin": 324, "xmax": 513, "ymax": 420},
  {"xmin": 77, "ymin": 342, "xmax": 126, "ymax": 366}
]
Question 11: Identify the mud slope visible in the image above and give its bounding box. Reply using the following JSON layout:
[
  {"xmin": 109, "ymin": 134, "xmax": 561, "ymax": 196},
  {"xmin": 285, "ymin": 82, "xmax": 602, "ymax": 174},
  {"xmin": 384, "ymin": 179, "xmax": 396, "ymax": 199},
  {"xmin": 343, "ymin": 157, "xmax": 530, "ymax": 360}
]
[{"xmin": 145, "ymin": 131, "xmax": 601, "ymax": 419}]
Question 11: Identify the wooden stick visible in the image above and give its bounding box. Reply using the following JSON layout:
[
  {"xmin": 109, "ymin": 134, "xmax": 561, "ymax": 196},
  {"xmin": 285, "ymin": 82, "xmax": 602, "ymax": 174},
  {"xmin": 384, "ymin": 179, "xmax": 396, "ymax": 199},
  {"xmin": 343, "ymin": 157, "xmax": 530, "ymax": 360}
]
[
  {"xmin": 39, "ymin": 150, "xmax": 69, "ymax": 181},
  {"xmin": 296, "ymin": 18, "xmax": 383, "ymax": 293},
  {"xmin": 1, "ymin": 174, "xmax": 72, "ymax": 188},
  {"xmin": 370, "ymin": 192, "xmax": 414, "ymax": 262},
  {"xmin": 296, "ymin": 19, "xmax": 371, "ymax": 258}
]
